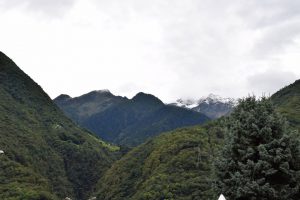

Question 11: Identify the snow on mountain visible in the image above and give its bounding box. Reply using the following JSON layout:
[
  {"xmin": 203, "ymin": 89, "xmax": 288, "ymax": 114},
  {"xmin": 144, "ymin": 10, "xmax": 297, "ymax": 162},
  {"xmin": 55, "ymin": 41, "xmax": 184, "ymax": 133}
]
[
  {"xmin": 170, "ymin": 94, "xmax": 237, "ymax": 119},
  {"xmin": 197, "ymin": 94, "xmax": 237, "ymax": 106}
]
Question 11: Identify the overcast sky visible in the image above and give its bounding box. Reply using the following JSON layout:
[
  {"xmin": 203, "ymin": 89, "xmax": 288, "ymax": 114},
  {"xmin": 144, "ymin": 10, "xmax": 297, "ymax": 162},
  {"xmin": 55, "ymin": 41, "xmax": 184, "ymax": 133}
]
[{"xmin": 1, "ymin": 0, "xmax": 300, "ymax": 102}]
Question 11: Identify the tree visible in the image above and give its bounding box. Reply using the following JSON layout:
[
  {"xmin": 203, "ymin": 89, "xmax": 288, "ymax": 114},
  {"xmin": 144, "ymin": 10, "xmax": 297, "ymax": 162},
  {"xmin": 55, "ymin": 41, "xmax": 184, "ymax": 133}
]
[{"xmin": 215, "ymin": 96, "xmax": 300, "ymax": 200}]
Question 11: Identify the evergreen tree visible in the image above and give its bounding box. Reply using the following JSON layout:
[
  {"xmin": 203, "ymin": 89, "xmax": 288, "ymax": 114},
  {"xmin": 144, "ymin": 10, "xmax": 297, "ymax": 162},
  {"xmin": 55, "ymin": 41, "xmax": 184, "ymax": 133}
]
[{"xmin": 215, "ymin": 96, "xmax": 300, "ymax": 200}]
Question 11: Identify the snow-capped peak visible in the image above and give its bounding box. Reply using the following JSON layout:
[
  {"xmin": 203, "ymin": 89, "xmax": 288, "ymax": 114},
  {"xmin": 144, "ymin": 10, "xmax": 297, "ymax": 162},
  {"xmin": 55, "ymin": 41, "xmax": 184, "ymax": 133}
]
[
  {"xmin": 169, "ymin": 94, "xmax": 238, "ymax": 119},
  {"xmin": 170, "ymin": 94, "xmax": 237, "ymax": 110},
  {"xmin": 198, "ymin": 93, "xmax": 237, "ymax": 105}
]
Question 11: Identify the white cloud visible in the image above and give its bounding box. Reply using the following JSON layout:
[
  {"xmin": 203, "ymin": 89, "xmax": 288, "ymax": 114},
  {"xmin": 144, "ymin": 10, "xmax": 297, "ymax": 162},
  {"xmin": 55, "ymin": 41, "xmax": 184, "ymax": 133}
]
[
  {"xmin": 0, "ymin": 0, "xmax": 300, "ymax": 102},
  {"xmin": 247, "ymin": 69, "xmax": 297, "ymax": 96},
  {"xmin": 0, "ymin": 0, "xmax": 76, "ymax": 17}
]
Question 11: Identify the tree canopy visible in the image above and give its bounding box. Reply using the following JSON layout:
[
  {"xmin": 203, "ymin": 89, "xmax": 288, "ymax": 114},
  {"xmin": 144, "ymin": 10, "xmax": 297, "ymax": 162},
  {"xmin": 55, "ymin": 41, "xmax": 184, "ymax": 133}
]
[{"xmin": 216, "ymin": 96, "xmax": 300, "ymax": 200}]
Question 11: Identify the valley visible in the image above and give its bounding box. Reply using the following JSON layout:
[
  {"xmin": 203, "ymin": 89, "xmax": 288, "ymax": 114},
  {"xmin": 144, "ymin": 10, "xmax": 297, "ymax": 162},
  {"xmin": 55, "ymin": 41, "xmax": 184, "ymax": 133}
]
[{"xmin": 1, "ymin": 51, "xmax": 300, "ymax": 200}]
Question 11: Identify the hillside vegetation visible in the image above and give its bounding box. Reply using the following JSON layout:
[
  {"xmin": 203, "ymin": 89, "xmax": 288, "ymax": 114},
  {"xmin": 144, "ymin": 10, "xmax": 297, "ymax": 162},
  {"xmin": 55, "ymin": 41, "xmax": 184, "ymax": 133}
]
[
  {"xmin": 271, "ymin": 79, "xmax": 300, "ymax": 129},
  {"xmin": 95, "ymin": 123, "xmax": 224, "ymax": 200},
  {"xmin": 0, "ymin": 52, "xmax": 119, "ymax": 200}
]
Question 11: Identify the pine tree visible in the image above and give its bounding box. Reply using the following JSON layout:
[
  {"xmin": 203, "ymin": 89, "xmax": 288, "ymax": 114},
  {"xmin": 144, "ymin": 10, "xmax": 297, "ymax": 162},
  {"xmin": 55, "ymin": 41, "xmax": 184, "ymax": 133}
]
[{"xmin": 215, "ymin": 96, "xmax": 300, "ymax": 200}]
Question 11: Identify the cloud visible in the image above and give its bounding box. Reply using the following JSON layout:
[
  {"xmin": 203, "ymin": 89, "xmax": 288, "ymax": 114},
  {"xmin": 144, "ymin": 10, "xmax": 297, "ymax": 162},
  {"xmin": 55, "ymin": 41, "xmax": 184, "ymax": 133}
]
[
  {"xmin": 247, "ymin": 69, "xmax": 297, "ymax": 96},
  {"xmin": 1, "ymin": 0, "xmax": 300, "ymax": 102},
  {"xmin": 233, "ymin": 0, "xmax": 300, "ymax": 59},
  {"xmin": 236, "ymin": 0, "xmax": 300, "ymax": 28},
  {"xmin": 251, "ymin": 20, "xmax": 300, "ymax": 59},
  {"xmin": 0, "ymin": 0, "xmax": 76, "ymax": 17}
]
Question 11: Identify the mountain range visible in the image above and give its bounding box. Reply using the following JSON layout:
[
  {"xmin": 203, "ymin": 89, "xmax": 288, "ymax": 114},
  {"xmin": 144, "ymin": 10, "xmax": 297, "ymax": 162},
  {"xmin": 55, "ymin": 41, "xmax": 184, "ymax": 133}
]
[
  {"xmin": 54, "ymin": 91, "xmax": 209, "ymax": 146},
  {"xmin": 1, "ymin": 51, "xmax": 300, "ymax": 200}
]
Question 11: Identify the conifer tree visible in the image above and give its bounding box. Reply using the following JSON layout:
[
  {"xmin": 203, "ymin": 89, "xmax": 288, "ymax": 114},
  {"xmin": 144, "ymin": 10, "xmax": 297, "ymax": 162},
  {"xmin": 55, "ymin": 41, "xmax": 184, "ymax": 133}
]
[{"xmin": 215, "ymin": 96, "xmax": 300, "ymax": 200}]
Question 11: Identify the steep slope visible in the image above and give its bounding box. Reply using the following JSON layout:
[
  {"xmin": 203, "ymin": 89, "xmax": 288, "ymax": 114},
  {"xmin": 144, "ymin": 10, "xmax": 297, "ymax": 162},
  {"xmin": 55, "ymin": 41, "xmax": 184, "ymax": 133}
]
[
  {"xmin": 0, "ymin": 52, "xmax": 119, "ymax": 200},
  {"xmin": 170, "ymin": 94, "xmax": 236, "ymax": 119},
  {"xmin": 95, "ymin": 123, "xmax": 224, "ymax": 200},
  {"xmin": 55, "ymin": 92, "xmax": 210, "ymax": 147},
  {"xmin": 271, "ymin": 79, "xmax": 300, "ymax": 129}
]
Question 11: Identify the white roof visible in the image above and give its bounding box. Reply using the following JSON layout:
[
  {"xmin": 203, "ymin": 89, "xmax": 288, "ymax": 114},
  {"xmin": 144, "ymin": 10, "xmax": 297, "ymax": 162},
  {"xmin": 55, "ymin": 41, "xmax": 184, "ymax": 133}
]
[
  {"xmin": 218, "ymin": 194, "xmax": 226, "ymax": 200},
  {"xmin": 0, "ymin": 150, "xmax": 4, "ymax": 154}
]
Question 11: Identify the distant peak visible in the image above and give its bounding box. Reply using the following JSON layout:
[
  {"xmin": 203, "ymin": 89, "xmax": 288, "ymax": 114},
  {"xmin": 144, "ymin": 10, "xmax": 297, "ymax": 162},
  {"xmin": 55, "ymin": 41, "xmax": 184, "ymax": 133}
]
[
  {"xmin": 93, "ymin": 89, "xmax": 111, "ymax": 93},
  {"xmin": 133, "ymin": 92, "xmax": 155, "ymax": 99},
  {"xmin": 198, "ymin": 93, "xmax": 237, "ymax": 105},
  {"xmin": 54, "ymin": 94, "xmax": 71, "ymax": 102},
  {"xmin": 74, "ymin": 89, "xmax": 115, "ymax": 101},
  {"xmin": 84, "ymin": 89, "xmax": 112, "ymax": 96},
  {"xmin": 132, "ymin": 92, "xmax": 164, "ymax": 104},
  {"xmin": 170, "ymin": 94, "xmax": 237, "ymax": 109}
]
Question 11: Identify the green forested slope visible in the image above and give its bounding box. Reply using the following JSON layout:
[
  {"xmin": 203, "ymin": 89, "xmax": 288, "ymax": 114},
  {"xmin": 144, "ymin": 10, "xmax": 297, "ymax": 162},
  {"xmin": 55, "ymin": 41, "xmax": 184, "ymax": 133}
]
[
  {"xmin": 0, "ymin": 52, "xmax": 119, "ymax": 200},
  {"xmin": 96, "ymin": 123, "xmax": 224, "ymax": 200},
  {"xmin": 271, "ymin": 79, "xmax": 300, "ymax": 129}
]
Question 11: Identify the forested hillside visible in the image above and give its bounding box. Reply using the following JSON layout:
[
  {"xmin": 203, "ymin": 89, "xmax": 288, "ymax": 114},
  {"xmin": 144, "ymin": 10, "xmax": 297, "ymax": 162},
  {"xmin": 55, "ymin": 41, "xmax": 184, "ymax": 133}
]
[
  {"xmin": 0, "ymin": 52, "xmax": 119, "ymax": 200},
  {"xmin": 271, "ymin": 79, "xmax": 300, "ymax": 129},
  {"xmin": 95, "ymin": 123, "xmax": 224, "ymax": 200}
]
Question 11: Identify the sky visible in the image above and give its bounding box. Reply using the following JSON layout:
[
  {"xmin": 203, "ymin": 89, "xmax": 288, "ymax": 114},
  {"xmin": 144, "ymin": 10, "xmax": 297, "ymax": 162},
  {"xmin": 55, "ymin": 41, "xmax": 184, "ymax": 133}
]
[{"xmin": 1, "ymin": 0, "xmax": 300, "ymax": 102}]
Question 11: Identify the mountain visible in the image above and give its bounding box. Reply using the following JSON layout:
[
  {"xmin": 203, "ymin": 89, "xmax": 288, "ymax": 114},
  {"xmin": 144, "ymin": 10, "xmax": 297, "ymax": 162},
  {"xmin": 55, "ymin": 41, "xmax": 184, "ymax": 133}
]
[
  {"xmin": 54, "ymin": 90, "xmax": 127, "ymax": 123},
  {"xmin": 271, "ymin": 79, "xmax": 300, "ymax": 129},
  {"xmin": 170, "ymin": 94, "xmax": 236, "ymax": 119},
  {"xmin": 55, "ymin": 92, "xmax": 210, "ymax": 146},
  {"xmin": 95, "ymin": 123, "xmax": 224, "ymax": 200},
  {"xmin": 0, "ymin": 52, "xmax": 119, "ymax": 200}
]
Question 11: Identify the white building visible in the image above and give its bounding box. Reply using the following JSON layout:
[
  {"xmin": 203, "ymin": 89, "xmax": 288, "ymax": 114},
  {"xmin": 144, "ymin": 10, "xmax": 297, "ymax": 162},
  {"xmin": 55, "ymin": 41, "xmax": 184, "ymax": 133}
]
[
  {"xmin": 0, "ymin": 150, "xmax": 4, "ymax": 154},
  {"xmin": 218, "ymin": 194, "xmax": 226, "ymax": 200}
]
